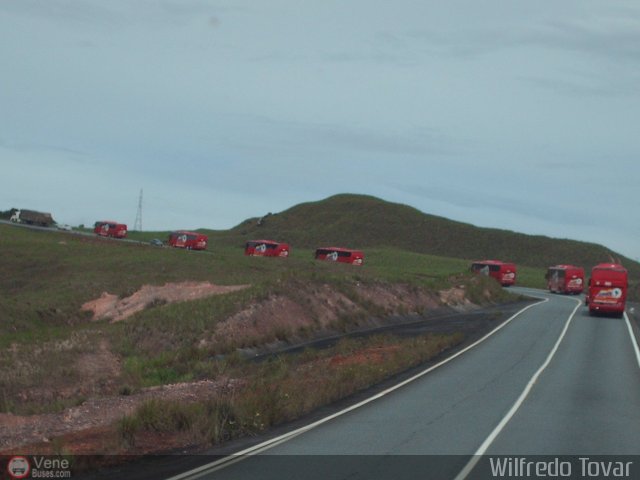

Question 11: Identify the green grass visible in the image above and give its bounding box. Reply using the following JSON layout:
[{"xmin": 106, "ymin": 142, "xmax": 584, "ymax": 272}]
[
  {"xmin": 0, "ymin": 226, "xmax": 287, "ymax": 336},
  {"xmin": 2, "ymin": 194, "xmax": 636, "ymax": 453},
  {"xmin": 117, "ymin": 332, "xmax": 463, "ymax": 450},
  {"xmin": 2, "ymin": 193, "xmax": 637, "ymax": 459},
  {"xmin": 515, "ymin": 265, "xmax": 547, "ymax": 290},
  {"xmin": 0, "ymin": 220, "xmax": 556, "ymax": 419},
  {"xmin": 0, "ymin": 223, "xmax": 547, "ymax": 342}
]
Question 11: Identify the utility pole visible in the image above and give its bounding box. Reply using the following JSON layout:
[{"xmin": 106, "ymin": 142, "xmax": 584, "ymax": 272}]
[{"xmin": 134, "ymin": 189, "xmax": 143, "ymax": 231}]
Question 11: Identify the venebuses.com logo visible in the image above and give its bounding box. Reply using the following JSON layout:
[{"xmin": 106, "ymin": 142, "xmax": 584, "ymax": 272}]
[
  {"xmin": 6, "ymin": 456, "xmax": 30, "ymax": 479},
  {"xmin": 5, "ymin": 455, "xmax": 72, "ymax": 479}
]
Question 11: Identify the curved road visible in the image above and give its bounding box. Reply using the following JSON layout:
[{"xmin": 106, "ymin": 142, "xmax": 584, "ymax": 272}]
[{"xmin": 167, "ymin": 288, "xmax": 640, "ymax": 480}]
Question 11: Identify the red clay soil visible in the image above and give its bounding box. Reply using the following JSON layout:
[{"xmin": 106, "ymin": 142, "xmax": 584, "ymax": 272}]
[
  {"xmin": 0, "ymin": 348, "xmax": 399, "ymax": 457},
  {"xmin": 329, "ymin": 346, "xmax": 402, "ymax": 367},
  {"xmin": 81, "ymin": 282, "xmax": 249, "ymax": 322},
  {"xmin": 1, "ymin": 282, "xmax": 484, "ymax": 457},
  {"xmin": 0, "ymin": 378, "xmax": 242, "ymax": 453}
]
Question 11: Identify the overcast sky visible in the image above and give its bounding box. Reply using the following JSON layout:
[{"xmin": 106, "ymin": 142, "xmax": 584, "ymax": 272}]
[{"xmin": 1, "ymin": 1, "xmax": 639, "ymax": 260}]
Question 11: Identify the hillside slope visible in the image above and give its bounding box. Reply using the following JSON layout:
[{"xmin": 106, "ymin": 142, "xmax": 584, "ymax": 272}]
[{"xmin": 213, "ymin": 194, "xmax": 640, "ymax": 276}]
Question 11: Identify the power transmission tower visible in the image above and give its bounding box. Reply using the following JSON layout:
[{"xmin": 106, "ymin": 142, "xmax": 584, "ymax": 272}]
[{"xmin": 134, "ymin": 189, "xmax": 143, "ymax": 231}]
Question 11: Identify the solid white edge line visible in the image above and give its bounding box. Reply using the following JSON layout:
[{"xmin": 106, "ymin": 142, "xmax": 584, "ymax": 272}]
[
  {"xmin": 166, "ymin": 297, "xmax": 549, "ymax": 480},
  {"xmin": 454, "ymin": 297, "xmax": 582, "ymax": 480},
  {"xmin": 624, "ymin": 312, "xmax": 640, "ymax": 369}
]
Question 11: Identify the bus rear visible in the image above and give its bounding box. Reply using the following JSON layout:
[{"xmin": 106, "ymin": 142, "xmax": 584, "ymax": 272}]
[
  {"xmin": 586, "ymin": 263, "xmax": 627, "ymax": 317},
  {"xmin": 471, "ymin": 260, "xmax": 516, "ymax": 286},
  {"xmin": 546, "ymin": 265, "xmax": 585, "ymax": 294}
]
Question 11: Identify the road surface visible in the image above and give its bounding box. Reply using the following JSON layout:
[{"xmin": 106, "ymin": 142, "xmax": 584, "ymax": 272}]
[{"xmin": 168, "ymin": 288, "xmax": 640, "ymax": 480}]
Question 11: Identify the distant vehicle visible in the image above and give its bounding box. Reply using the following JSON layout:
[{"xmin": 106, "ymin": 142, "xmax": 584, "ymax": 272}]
[
  {"xmin": 586, "ymin": 263, "xmax": 628, "ymax": 317},
  {"xmin": 315, "ymin": 247, "xmax": 364, "ymax": 266},
  {"xmin": 471, "ymin": 260, "xmax": 517, "ymax": 286},
  {"xmin": 168, "ymin": 231, "xmax": 208, "ymax": 250},
  {"xmin": 10, "ymin": 209, "xmax": 55, "ymax": 227},
  {"xmin": 245, "ymin": 240, "xmax": 290, "ymax": 257},
  {"xmin": 149, "ymin": 238, "xmax": 164, "ymax": 247},
  {"xmin": 56, "ymin": 223, "xmax": 73, "ymax": 231},
  {"xmin": 94, "ymin": 221, "xmax": 128, "ymax": 238},
  {"xmin": 546, "ymin": 265, "xmax": 585, "ymax": 294}
]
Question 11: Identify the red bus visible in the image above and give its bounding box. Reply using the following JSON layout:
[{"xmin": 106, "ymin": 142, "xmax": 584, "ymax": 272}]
[
  {"xmin": 94, "ymin": 221, "xmax": 127, "ymax": 238},
  {"xmin": 471, "ymin": 260, "xmax": 517, "ymax": 286},
  {"xmin": 546, "ymin": 265, "xmax": 585, "ymax": 294},
  {"xmin": 168, "ymin": 231, "xmax": 208, "ymax": 250},
  {"xmin": 315, "ymin": 247, "xmax": 364, "ymax": 266},
  {"xmin": 245, "ymin": 240, "xmax": 290, "ymax": 257},
  {"xmin": 586, "ymin": 263, "xmax": 628, "ymax": 317}
]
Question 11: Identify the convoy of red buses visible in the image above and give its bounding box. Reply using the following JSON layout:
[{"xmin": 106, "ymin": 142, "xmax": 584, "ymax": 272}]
[
  {"xmin": 94, "ymin": 221, "xmax": 128, "ymax": 238},
  {"xmin": 245, "ymin": 240, "xmax": 290, "ymax": 257},
  {"xmin": 315, "ymin": 247, "xmax": 364, "ymax": 266},
  {"xmin": 53, "ymin": 219, "xmax": 640, "ymax": 319},
  {"xmin": 168, "ymin": 231, "xmax": 208, "ymax": 250},
  {"xmin": 546, "ymin": 265, "xmax": 585, "ymax": 294},
  {"xmin": 585, "ymin": 263, "xmax": 628, "ymax": 317},
  {"xmin": 471, "ymin": 260, "xmax": 517, "ymax": 286}
]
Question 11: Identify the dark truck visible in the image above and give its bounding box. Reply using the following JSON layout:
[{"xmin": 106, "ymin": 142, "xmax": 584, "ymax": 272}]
[{"xmin": 10, "ymin": 209, "xmax": 55, "ymax": 227}]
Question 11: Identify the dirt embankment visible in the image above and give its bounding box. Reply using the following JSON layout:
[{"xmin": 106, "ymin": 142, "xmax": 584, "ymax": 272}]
[
  {"xmin": 0, "ymin": 379, "xmax": 241, "ymax": 453},
  {"xmin": 1, "ymin": 278, "xmax": 500, "ymax": 454},
  {"xmin": 202, "ymin": 282, "xmax": 453, "ymax": 352},
  {"xmin": 81, "ymin": 282, "xmax": 249, "ymax": 322}
]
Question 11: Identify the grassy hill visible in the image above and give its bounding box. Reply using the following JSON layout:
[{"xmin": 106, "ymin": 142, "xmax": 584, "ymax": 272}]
[
  {"xmin": 0, "ymin": 224, "xmax": 502, "ymax": 339},
  {"xmin": 0, "ymin": 223, "xmax": 511, "ymax": 413},
  {"xmin": 209, "ymin": 193, "xmax": 640, "ymax": 278},
  {"xmin": 2, "ymin": 199, "xmax": 636, "ymax": 455}
]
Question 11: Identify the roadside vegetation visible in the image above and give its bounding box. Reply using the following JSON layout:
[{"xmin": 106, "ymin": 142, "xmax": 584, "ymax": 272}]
[
  {"xmin": 115, "ymin": 332, "xmax": 463, "ymax": 451},
  {"xmin": 1, "ymin": 193, "xmax": 637, "ymax": 456},
  {"xmin": 0, "ymin": 223, "xmax": 529, "ymax": 341},
  {"xmin": 0, "ymin": 223, "xmax": 516, "ymax": 417}
]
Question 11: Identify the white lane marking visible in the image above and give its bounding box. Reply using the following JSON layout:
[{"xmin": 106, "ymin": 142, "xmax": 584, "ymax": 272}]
[
  {"xmin": 166, "ymin": 298, "xmax": 549, "ymax": 480},
  {"xmin": 624, "ymin": 312, "xmax": 640, "ymax": 369},
  {"xmin": 454, "ymin": 297, "xmax": 582, "ymax": 480}
]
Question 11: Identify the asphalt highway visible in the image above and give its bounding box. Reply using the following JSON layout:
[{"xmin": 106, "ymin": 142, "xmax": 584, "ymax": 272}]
[{"xmin": 168, "ymin": 288, "xmax": 640, "ymax": 480}]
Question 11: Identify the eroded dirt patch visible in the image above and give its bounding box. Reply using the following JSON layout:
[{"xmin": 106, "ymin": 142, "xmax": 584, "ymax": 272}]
[
  {"xmin": 0, "ymin": 378, "xmax": 242, "ymax": 452},
  {"xmin": 202, "ymin": 283, "xmax": 462, "ymax": 353},
  {"xmin": 2, "ymin": 277, "xmax": 513, "ymax": 457},
  {"xmin": 81, "ymin": 282, "xmax": 249, "ymax": 322},
  {"xmin": 439, "ymin": 286, "xmax": 474, "ymax": 309}
]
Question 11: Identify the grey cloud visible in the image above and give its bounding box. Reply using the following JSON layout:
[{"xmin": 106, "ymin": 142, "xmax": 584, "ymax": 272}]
[
  {"xmin": 397, "ymin": 182, "xmax": 595, "ymax": 228},
  {"xmin": 210, "ymin": 114, "xmax": 467, "ymax": 158},
  {"xmin": 398, "ymin": 28, "xmax": 528, "ymax": 58},
  {"xmin": 0, "ymin": 0, "xmax": 126, "ymax": 28},
  {"xmin": 522, "ymin": 75, "xmax": 640, "ymax": 98},
  {"xmin": 390, "ymin": 9, "xmax": 640, "ymax": 64},
  {"xmin": 538, "ymin": 17, "xmax": 640, "ymax": 64},
  {"xmin": 311, "ymin": 124, "xmax": 462, "ymax": 156},
  {"xmin": 0, "ymin": 0, "xmax": 234, "ymax": 31},
  {"xmin": 1, "ymin": 142, "xmax": 91, "ymax": 163}
]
